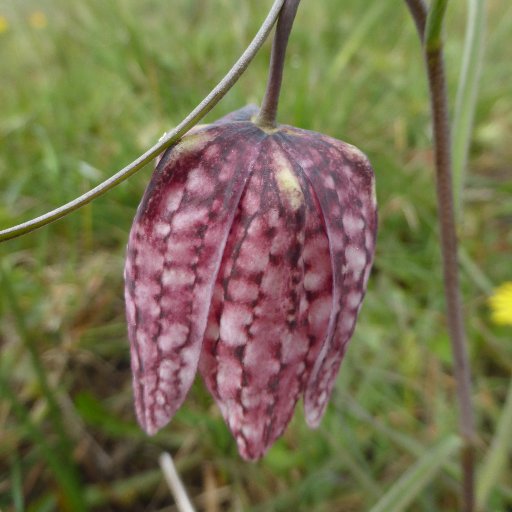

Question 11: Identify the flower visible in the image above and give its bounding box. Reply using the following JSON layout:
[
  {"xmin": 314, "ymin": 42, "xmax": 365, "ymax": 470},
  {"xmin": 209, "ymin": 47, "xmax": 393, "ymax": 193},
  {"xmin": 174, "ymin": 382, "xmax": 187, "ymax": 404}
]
[
  {"xmin": 488, "ymin": 282, "xmax": 512, "ymax": 326},
  {"xmin": 124, "ymin": 106, "xmax": 377, "ymax": 460}
]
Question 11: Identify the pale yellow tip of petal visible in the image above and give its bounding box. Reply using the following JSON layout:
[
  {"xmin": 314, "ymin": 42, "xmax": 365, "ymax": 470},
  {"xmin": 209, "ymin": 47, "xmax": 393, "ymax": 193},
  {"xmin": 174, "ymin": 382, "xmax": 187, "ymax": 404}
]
[{"xmin": 273, "ymin": 151, "xmax": 303, "ymax": 210}]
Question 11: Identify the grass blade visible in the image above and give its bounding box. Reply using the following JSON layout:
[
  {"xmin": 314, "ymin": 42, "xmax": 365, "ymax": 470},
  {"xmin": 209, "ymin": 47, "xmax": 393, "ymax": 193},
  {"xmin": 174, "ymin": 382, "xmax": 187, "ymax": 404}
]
[
  {"xmin": 0, "ymin": 264, "xmax": 86, "ymax": 510},
  {"xmin": 369, "ymin": 435, "xmax": 461, "ymax": 512},
  {"xmin": 11, "ymin": 453, "xmax": 25, "ymax": 512},
  {"xmin": 477, "ymin": 376, "xmax": 512, "ymax": 509},
  {"xmin": 0, "ymin": 375, "xmax": 86, "ymax": 512},
  {"xmin": 452, "ymin": 0, "xmax": 486, "ymax": 215},
  {"xmin": 425, "ymin": 0, "xmax": 449, "ymax": 51},
  {"xmin": 326, "ymin": 0, "xmax": 387, "ymax": 83}
]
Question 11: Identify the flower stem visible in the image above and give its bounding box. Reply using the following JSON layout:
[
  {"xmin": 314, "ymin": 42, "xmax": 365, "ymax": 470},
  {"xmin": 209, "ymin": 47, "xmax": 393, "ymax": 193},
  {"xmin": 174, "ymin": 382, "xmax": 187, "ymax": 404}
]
[
  {"xmin": 404, "ymin": 1, "xmax": 476, "ymax": 511},
  {"xmin": 427, "ymin": 43, "xmax": 476, "ymax": 512},
  {"xmin": 405, "ymin": 0, "xmax": 427, "ymax": 35},
  {"xmin": 0, "ymin": 0, "xmax": 286, "ymax": 242},
  {"xmin": 255, "ymin": 0, "xmax": 301, "ymax": 129}
]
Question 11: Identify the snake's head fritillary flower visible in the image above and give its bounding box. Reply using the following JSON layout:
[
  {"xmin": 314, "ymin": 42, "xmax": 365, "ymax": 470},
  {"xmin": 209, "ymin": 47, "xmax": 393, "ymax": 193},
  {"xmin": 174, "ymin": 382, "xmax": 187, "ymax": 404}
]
[{"xmin": 124, "ymin": 106, "xmax": 377, "ymax": 460}]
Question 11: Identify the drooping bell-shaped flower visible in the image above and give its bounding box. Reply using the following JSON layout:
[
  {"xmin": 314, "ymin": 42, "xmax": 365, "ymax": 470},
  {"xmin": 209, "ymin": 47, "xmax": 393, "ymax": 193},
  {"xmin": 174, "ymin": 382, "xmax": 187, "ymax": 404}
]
[{"xmin": 124, "ymin": 106, "xmax": 377, "ymax": 460}]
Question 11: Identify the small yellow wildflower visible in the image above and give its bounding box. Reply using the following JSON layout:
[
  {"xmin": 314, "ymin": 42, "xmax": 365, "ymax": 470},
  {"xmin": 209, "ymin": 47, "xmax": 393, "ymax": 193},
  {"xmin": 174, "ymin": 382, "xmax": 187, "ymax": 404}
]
[
  {"xmin": 0, "ymin": 15, "xmax": 9, "ymax": 34},
  {"xmin": 28, "ymin": 10, "xmax": 47, "ymax": 30},
  {"xmin": 488, "ymin": 282, "xmax": 512, "ymax": 326}
]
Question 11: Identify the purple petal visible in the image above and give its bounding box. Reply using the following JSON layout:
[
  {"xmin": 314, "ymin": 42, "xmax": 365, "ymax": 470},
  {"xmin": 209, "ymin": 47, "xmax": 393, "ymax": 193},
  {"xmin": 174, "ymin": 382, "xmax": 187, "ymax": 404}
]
[
  {"xmin": 278, "ymin": 128, "xmax": 377, "ymax": 427},
  {"xmin": 124, "ymin": 124, "xmax": 262, "ymax": 434},
  {"xmin": 199, "ymin": 139, "xmax": 330, "ymax": 460}
]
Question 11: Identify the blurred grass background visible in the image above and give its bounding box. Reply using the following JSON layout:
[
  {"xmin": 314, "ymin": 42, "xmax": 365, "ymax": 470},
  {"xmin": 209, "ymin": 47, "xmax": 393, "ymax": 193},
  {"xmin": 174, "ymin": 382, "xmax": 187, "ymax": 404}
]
[{"xmin": 0, "ymin": 0, "xmax": 511, "ymax": 510}]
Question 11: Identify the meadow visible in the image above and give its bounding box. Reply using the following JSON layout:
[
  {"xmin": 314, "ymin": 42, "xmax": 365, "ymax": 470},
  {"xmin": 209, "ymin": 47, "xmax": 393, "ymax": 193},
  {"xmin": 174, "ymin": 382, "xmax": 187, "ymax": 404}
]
[{"xmin": 0, "ymin": 0, "xmax": 511, "ymax": 510}]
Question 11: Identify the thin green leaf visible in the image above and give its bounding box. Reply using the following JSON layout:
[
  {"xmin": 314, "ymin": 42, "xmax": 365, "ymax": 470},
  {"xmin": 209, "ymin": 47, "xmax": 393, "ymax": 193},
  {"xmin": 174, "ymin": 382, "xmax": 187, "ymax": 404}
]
[
  {"xmin": 452, "ymin": 0, "xmax": 486, "ymax": 215},
  {"xmin": 477, "ymin": 377, "xmax": 512, "ymax": 509},
  {"xmin": 326, "ymin": 0, "xmax": 387, "ymax": 83},
  {"xmin": 425, "ymin": 0, "xmax": 449, "ymax": 51},
  {"xmin": 459, "ymin": 246, "xmax": 493, "ymax": 294},
  {"xmin": 11, "ymin": 454, "xmax": 25, "ymax": 512},
  {"xmin": 74, "ymin": 392, "xmax": 144, "ymax": 438},
  {"xmin": 369, "ymin": 436, "xmax": 461, "ymax": 512},
  {"xmin": 0, "ymin": 264, "xmax": 86, "ymax": 510},
  {"xmin": 0, "ymin": 375, "xmax": 86, "ymax": 512}
]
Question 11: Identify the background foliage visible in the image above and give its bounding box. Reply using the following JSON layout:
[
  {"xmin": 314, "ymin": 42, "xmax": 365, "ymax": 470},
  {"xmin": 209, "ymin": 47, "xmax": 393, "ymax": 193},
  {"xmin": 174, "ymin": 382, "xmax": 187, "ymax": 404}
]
[{"xmin": 0, "ymin": 0, "xmax": 511, "ymax": 510}]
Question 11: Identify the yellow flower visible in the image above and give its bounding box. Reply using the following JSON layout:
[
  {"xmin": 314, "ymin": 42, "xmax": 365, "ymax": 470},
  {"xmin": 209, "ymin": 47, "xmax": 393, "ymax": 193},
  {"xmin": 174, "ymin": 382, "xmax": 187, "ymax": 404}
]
[
  {"xmin": 28, "ymin": 11, "xmax": 47, "ymax": 30},
  {"xmin": 489, "ymin": 282, "xmax": 512, "ymax": 326},
  {"xmin": 0, "ymin": 15, "xmax": 9, "ymax": 34}
]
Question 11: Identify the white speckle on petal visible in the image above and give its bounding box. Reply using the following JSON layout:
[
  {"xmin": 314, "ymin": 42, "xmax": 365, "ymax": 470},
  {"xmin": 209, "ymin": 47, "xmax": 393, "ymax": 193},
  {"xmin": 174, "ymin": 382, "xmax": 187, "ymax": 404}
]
[
  {"xmin": 267, "ymin": 208, "xmax": 280, "ymax": 227},
  {"xmin": 346, "ymin": 291, "xmax": 362, "ymax": 309},
  {"xmin": 153, "ymin": 222, "xmax": 171, "ymax": 238},
  {"xmin": 137, "ymin": 332, "xmax": 154, "ymax": 361},
  {"xmin": 158, "ymin": 323, "xmax": 190, "ymax": 351},
  {"xmin": 241, "ymin": 388, "xmax": 260, "ymax": 409},
  {"xmin": 345, "ymin": 245, "xmax": 367, "ymax": 273},
  {"xmin": 228, "ymin": 279, "xmax": 260, "ymax": 303},
  {"xmin": 339, "ymin": 313, "xmax": 356, "ymax": 334},
  {"xmin": 304, "ymin": 271, "xmax": 324, "ymax": 292},
  {"xmin": 187, "ymin": 167, "xmax": 215, "ymax": 197},
  {"xmin": 153, "ymin": 408, "xmax": 169, "ymax": 429},
  {"xmin": 165, "ymin": 188, "xmax": 184, "ymax": 214},
  {"xmin": 323, "ymin": 175, "xmax": 335, "ymax": 189},
  {"xmin": 172, "ymin": 207, "xmax": 208, "ymax": 231},
  {"xmin": 158, "ymin": 359, "xmax": 179, "ymax": 381},
  {"xmin": 242, "ymin": 187, "xmax": 262, "ymax": 215},
  {"xmin": 366, "ymin": 230, "xmax": 375, "ymax": 252},
  {"xmin": 156, "ymin": 390, "xmax": 166, "ymax": 406},
  {"xmin": 241, "ymin": 423, "xmax": 259, "ymax": 442},
  {"xmin": 308, "ymin": 296, "xmax": 332, "ymax": 331},
  {"xmin": 162, "ymin": 267, "xmax": 196, "ymax": 287},
  {"xmin": 343, "ymin": 214, "xmax": 365, "ymax": 239},
  {"xmin": 219, "ymin": 304, "xmax": 252, "ymax": 345},
  {"xmin": 217, "ymin": 357, "xmax": 242, "ymax": 398},
  {"xmin": 237, "ymin": 241, "xmax": 270, "ymax": 273}
]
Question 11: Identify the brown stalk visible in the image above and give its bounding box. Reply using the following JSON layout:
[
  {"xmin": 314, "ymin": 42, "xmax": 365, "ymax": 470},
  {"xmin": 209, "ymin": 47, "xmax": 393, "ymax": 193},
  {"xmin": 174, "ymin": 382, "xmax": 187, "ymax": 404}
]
[
  {"xmin": 404, "ymin": 1, "xmax": 476, "ymax": 511},
  {"xmin": 256, "ymin": 0, "xmax": 301, "ymax": 128}
]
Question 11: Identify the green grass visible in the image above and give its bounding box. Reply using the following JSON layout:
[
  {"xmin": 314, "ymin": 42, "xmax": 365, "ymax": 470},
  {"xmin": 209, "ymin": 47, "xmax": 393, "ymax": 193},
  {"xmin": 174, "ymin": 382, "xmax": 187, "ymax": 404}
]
[{"xmin": 1, "ymin": 0, "xmax": 511, "ymax": 510}]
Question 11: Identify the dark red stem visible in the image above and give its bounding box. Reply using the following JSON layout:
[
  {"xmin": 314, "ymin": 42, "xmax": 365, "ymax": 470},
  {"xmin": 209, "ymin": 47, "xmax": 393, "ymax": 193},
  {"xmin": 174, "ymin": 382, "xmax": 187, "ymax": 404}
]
[
  {"xmin": 256, "ymin": 0, "xmax": 301, "ymax": 128},
  {"xmin": 404, "ymin": 1, "xmax": 476, "ymax": 511}
]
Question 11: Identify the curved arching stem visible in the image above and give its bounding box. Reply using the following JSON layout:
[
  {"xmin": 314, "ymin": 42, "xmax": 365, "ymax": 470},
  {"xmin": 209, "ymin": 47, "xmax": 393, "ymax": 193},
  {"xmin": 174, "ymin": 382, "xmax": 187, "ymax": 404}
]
[
  {"xmin": 255, "ymin": 0, "xmax": 301, "ymax": 128},
  {"xmin": 0, "ymin": 0, "xmax": 286, "ymax": 242},
  {"xmin": 404, "ymin": 1, "xmax": 476, "ymax": 511},
  {"xmin": 405, "ymin": 0, "xmax": 427, "ymax": 37}
]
